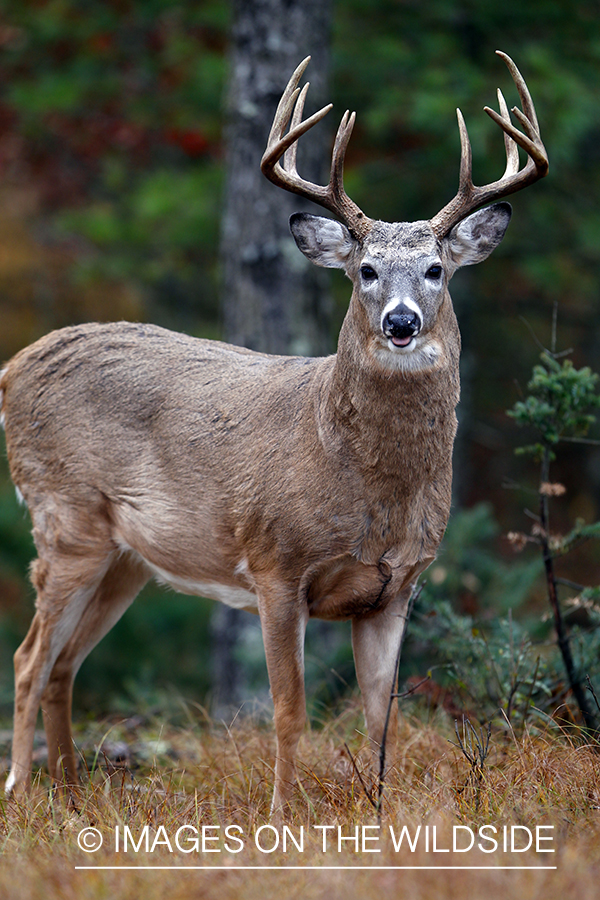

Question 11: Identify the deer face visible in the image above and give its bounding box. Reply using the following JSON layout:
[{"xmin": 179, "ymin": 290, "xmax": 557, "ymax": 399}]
[{"xmin": 290, "ymin": 202, "xmax": 511, "ymax": 371}]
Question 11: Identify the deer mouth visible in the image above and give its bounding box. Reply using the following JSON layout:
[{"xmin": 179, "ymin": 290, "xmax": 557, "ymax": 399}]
[
  {"xmin": 386, "ymin": 335, "xmax": 417, "ymax": 354},
  {"xmin": 390, "ymin": 335, "xmax": 414, "ymax": 348}
]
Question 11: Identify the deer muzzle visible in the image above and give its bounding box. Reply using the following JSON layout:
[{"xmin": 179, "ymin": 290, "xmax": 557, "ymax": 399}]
[{"xmin": 382, "ymin": 305, "xmax": 422, "ymax": 348}]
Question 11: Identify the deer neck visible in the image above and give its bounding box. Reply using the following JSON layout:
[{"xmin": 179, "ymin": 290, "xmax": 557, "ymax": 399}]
[
  {"xmin": 322, "ymin": 291, "xmax": 461, "ymax": 478},
  {"xmin": 311, "ymin": 292, "xmax": 460, "ymax": 566}
]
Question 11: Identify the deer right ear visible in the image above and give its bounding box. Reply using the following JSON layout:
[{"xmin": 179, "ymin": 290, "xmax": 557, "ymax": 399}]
[{"xmin": 290, "ymin": 212, "xmax": 355, "ymax": 269}]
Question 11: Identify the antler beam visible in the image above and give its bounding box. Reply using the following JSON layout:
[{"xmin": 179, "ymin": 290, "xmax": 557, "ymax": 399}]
[
  {"xmin": 429, "ymin": 51, "xmax": 549, "ymax": 239},
  {"xmin": 261, "ymin": 56, "xmax": 373, "ymax": 241}
]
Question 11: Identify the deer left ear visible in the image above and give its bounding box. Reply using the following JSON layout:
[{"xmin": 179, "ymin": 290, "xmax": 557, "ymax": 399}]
[{"xmin": 446, "ymin": 202, "xmax": 512, "ymax": 268}]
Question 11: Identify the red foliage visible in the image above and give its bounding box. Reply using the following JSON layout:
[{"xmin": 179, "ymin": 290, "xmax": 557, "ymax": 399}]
[{"xmin": 164, "ymin": 127, "xmax": 210, "ymax": 158}]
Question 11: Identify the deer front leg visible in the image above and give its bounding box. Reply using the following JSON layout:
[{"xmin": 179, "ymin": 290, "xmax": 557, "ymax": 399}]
[
  {"xmin": 257, "ymin": 586, "xmax": 308, "ymax": 815},
  {"xmin": 351, "ymin": 593, "xmax": 411, "ymax": 773}
]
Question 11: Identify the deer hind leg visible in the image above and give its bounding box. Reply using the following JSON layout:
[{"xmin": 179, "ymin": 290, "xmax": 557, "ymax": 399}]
[
  {"xmin": 7, "ymin": 550, "xmax": 113, "ymax": 795},
  {"xmin": 40, "ymin": 550, "xmax": 149, "ymax": 788},
  {"xmin": 6, "ymin": 487, "xmax": 149, "ymax": 796}
]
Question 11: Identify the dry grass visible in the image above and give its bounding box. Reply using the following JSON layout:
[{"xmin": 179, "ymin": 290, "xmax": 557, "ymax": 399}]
[{"xmin": 1, "ymin": 700, "xmax": 600, "ymax": 899}]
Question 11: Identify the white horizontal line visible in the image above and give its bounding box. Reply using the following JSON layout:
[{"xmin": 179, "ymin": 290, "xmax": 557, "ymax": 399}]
[{"xmin": 75, "ymin": 865, "xmax": 558, "ymax": 871}]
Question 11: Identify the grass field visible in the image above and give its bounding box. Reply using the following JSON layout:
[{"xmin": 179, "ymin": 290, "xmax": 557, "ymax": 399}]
[{"xmin": 1, "ymin": 700, "xmax": 600, "ymax": 899}]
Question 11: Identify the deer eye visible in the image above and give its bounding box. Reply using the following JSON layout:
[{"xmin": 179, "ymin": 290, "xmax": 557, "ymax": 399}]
[
  {"xmin": 426, "ymin": 265, "xmax": 443, "ymax": 280},
  {"xmin": 360, "ymin": 265, "xmax": 378, "ymax": 281}
]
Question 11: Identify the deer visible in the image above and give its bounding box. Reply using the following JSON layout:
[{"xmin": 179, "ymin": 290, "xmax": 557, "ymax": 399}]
[{"xmin": 0, "ymin": 51, "xmax": 547, "ymax": 813}]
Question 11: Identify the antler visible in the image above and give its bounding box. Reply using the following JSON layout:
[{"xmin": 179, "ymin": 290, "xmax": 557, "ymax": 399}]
[
  {"xmin": 429, "ymin": 51, "xmax": 549, "ymax": 239},
  {"xmin": 260, "ymin": 56, "xmax": 373, "ymax": 241}
]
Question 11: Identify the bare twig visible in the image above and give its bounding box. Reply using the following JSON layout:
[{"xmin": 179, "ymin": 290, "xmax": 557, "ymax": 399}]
[
  {"xmin": 551, "ymin": 302, "xmax": 558, "ymax": 355},
  {"xmin": 502, "ymin": 477, "xmax": 539, "ymax": 495},
  {"xmin": 450, "ymin": 717, "xmax": 492, "ymax": 810},
  {"xmin": 519, "ymin": 315, "xmax": 548, "ymax": 355},
  {"xmin": 556, "ymin": 577, "xmax": 587, "ymax": 592},
  {"xmin": 375, "ymin": 581, "xmax": 424, "ymax": 823},
  {"xmin": 520, "ymin": 655, "xmax": 541, "ymax": 724},
  {"xmin": 394, "ymin": 675, "xmax": 431, "ymax": 700},
  {"xmin": 586, "ymin": 675, "xmax": 600, "ymax": 720},
  {"xmin": 558, "ymin": 436, "xmax": 600, "ymax": 446},
  {"xmin": 451, "ymin": 717, "xmax": 492, "ymax": 770},
  {"xmin": 539, "ymin": 446, "xmax": 596, "ymax": 731},
  {"xmin": 343, "ymin": 742, "xmax": 377, "ymax": 811}
]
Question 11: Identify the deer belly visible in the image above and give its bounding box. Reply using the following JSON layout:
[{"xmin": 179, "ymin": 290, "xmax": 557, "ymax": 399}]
[{"xmin": 135, "ymin": 553, "xmax": 258, "ymax": 611}]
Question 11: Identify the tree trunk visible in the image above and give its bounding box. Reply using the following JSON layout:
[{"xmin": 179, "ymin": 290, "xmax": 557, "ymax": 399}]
[
  {"xmin": 211, "ymin": 0, "xmax": 334, "ymax": 715},
  {"xmin": 221, "ymin": 0, "xmax": 334, "ymax": 356}
]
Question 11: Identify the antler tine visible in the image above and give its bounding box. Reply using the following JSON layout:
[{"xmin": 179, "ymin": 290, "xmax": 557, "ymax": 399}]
[
  {"xmin": 495, "ymin": 49, "xmax": 539, "ymax": 132},
  {"xmin": 283, "ymin": 81, "xmax": 310, "ymax": 176},
  {"xmin": 456, "ymin": 108, "xmax": 473, "ymax": 195},
  {"xmin": 265, "ymin": 55, "xmax": 311, "ymax": 148},
  {"xmin": 430, "ymin": 51, "xmax": 548, "ymax": 239},
  {"xmin": 497, "ymin": 88, "xmax": 520, "ymax": 177},
  {"xmin": 330, "ymin": 109, "xmax": 356, "ymax": 190},
  {"xmin": 263, "ymin": 100, "xmax": 333, "ymax": 179},
  {"xmin": 261, "ymin": 58, "xmax": 373, "ymax": 241}
]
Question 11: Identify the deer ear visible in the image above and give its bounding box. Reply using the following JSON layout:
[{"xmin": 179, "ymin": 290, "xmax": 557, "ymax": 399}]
[
  {"xmin": 290, "ymin": 212, "xmax": 355, "ymax": 269},
  {"xmin": 446, "ymin": 202, "xmax": 512, "ymax": 268}
]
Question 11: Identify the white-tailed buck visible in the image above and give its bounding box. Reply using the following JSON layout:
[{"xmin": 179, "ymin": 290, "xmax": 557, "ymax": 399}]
[{"xmin": 1, "ymin": 51, "xmax": 547, "ymax": 811}]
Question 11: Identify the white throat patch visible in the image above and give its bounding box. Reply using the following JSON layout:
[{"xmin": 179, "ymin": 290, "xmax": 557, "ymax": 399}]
[{"xmin": 373, "ymin": 337, "xmax": 442, "ymax": 373}]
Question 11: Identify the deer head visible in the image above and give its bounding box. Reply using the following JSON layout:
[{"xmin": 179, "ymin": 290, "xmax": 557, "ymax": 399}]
[{"xmin": 262, "ymin": 52, "xmax": 548, "ymax": 373}]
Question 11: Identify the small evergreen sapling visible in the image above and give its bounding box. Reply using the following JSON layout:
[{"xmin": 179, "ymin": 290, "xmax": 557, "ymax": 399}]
[{"xmin": 507, "ymin": 342, "xmax": 600, "ymax": 729}]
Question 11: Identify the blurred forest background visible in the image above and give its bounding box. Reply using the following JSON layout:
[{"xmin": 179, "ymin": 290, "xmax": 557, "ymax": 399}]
[{"xmin": 0, "ymin": 0, "xmax": 599, "ymax": 731}]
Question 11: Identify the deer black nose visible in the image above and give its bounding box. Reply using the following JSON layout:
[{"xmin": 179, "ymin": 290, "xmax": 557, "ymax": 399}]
[{"xmin": 382, "ymin": 308, "xmax": 421, "ymax": 341}]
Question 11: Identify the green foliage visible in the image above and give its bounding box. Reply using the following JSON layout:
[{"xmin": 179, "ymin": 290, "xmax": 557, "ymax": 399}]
[
  {"xmin": 552, "ymin": 520, "xmax": 600, "ymax": 557},
  {"xmin": 74, "ymin": 587, "xmax": 215, "ymax": 717},
  {"xmin": 405, "ymin": 504, "xmax": 549, "ymax": 725},
  {"xmin": 408, "ymin": 542, "xmax": 600, "ymax": 731},
  {"xmin": 0, "ymin": 0, "xmax": 230, "ymax": 332},
  {"xmin": 422, "ymin": 502, "xmax": 541, "ymax": 615},
  {"xmin": 58, "ymin": 161, "xmax": 224, "ymax": 321},
  {"xmin": 508, "ymin": 352, "xmax": 600, "ymax": 458},
  {"xmin": 411, "ymin": 594, "xmax": 554, "ymax": 726}
]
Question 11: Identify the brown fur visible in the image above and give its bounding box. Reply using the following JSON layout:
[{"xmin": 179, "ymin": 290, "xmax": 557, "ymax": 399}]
[{"xmin": 1, "ymin": 102, "xmax": 520, "ymax": 814}]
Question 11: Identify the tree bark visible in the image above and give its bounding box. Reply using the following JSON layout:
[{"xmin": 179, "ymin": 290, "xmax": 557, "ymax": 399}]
[
  {"xmin": 211, "ymin": 0, "xmax": 334, "ymax": 715},
  {"xmin": 220, "ymin": 0, "xmax": 334, "ymax": 356}
]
